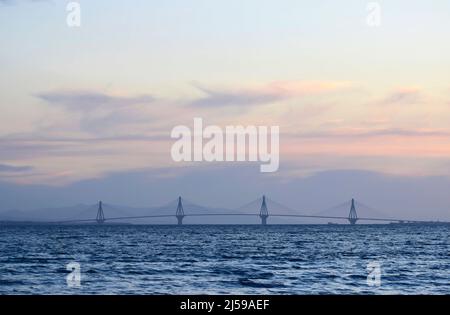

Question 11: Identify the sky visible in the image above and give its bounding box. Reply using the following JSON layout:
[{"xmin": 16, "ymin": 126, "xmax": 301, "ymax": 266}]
[{"xmin": 1, "ymin": 1, "xmax": 450, "ymax": 218}]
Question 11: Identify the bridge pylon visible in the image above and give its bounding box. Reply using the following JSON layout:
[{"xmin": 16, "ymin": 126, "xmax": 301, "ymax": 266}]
[
  {"xmin": 176, "ymin": 196, "xmax": 185, "ymax": 225},
  {"xmin": 259, "ymin": 195, "xmax": 269, "ymax": 225},
  {"xmin": 96, "ymin": 201, "xmax": 105, "ymax": 224},
  {"xmin": 348, "ymin": 198, "xmax": 358, "ymax": 225}
]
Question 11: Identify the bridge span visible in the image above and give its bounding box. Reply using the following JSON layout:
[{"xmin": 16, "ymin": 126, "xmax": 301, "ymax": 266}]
[{"xmin": 54, "ymin": 196, "xmax": 444, "ymax": 225}]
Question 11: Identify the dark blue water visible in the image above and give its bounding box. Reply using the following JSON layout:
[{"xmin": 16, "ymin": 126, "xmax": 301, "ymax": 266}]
[{"xmin": 0, "ymin": 224, "xmax": 448, "ymax": 294}]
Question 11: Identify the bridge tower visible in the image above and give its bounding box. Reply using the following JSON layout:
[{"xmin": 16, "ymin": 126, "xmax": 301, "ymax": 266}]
[
  {"xmin": 96, "ymin": 201, "xmax": 105, "ymax": 224},
  {"xmin": 348, "ymin": 198, "xmax": 358, "ymax": 225},
  {"xmin": 176, "ymin": 196, "xmax": 185, "ymax": 225},
  {"xmin": 259, "ymin": 195, "xmax": 269, "ymax": 225}
]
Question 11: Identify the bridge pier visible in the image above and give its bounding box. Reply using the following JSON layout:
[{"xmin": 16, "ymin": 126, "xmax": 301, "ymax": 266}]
[
  {"xmin": 176, "ymin": 215, "xmax": 184, "ymax": 225},
  {"xmin": 260, "ymin": 216, "xmax": 268, "ymax": 225},
  {"xmin": 348, "ymin": 218, "xmax": 357, "ymax": 225},
  {"xmin": 348, "ymin": 198, "xmax": 358, "ymax": 225},
  {"xmin": 259, "ymin": 195, "xmax": 269, "ymax": 225},
  {"xmin": 96, "ymin": 201, "xmax": 105, "ymax": 224},
  {"xmin": 176, "ymin": 196, "xmax": 185, "ymax": 225}
]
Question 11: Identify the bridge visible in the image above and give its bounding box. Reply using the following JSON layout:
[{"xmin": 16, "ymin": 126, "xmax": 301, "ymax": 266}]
[{"xmin": 54, "ymin": 196, "xmax": 444, "ymax": 225}]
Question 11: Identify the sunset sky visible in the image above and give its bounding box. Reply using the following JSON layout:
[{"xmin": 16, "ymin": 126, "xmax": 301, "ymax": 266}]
[{"xmin": 1, "ymin": 0, "xmax": 450, "ymax": 187}]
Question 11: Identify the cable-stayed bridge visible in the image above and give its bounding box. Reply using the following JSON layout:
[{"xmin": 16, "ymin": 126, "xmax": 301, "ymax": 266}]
[{"xmin": 53, "ymin": 196, "xmax": 447, "ymax": 225}]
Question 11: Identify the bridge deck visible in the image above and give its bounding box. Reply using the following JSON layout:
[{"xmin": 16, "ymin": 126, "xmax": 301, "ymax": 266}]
[{"xmin": 53, "ymin": 213, "xmax": 440, "ymax": 224}]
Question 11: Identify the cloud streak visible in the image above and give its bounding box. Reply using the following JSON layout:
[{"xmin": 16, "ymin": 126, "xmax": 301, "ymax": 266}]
[
  {"xmin": 36, "ymin": 90, "xmax": 155, "ymax": 111},
  {"xmin": 284, "ymin": 128, "xmax": 450, "ymax": 139},
  {"xmin": 0, "ymin": 0, "xmax": 51, "ymax": 6},
  {"xmin": 0, "ymin": 163, "xmax": 33, "ymax": 173},
  {"xmin": 190, "ymin": 81, "xmax": 354, "ymax": 107},
  {"xmin": 35, "ymin": 90, "xmax": 159, "ymax": 135},
  {"xmin": 380, "ymin": 87, "xmax": 423, "ymax": 105}
]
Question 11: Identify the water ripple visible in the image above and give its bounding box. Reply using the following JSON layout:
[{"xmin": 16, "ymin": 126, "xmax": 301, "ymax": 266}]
[{"xmin": 0, "ymin": 224, "xmax": 448, "ymax": 294}]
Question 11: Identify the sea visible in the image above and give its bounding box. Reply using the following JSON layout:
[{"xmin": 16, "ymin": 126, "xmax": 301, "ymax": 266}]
[{"xmin": 0, "ymin": 224, "xmax": 448, "ymax": 294}]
